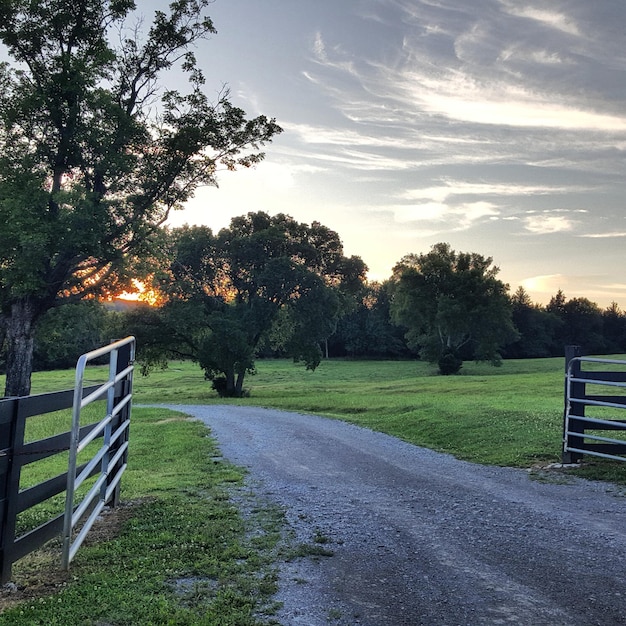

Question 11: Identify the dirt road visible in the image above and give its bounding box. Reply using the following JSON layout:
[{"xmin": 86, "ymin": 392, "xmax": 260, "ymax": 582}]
[{"xmin": 162, "ymin": 404, "xmax": 626, "ymax": 625}]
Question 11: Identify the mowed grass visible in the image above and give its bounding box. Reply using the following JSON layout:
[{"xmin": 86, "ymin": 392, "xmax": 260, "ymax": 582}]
[
  {"xmin": 0, "ymin": 355, "xmax": 625, "ymax": 621},
  {"xmin": 22, "ymin": 355, "xmax": 626, "ymax": 481}
]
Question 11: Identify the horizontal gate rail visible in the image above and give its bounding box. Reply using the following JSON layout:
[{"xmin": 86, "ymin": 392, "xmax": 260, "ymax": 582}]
[
  {"xmin": 563, "ymin": 347, "xmax": 626, "ymax": 463},
  {"xmin": 0, "ymin": 336, "xmax": 135, "ymax": 582}
]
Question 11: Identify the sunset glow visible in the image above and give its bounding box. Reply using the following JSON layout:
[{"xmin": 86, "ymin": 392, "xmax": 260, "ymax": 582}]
[{"xmin": 116, "ymin": 280, "xmax": 160, "ymax": 306}]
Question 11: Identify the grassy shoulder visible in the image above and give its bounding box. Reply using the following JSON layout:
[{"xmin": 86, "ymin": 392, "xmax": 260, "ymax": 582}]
[
  {"xmin": 22, "ymin": 355, "xmax": 626, "ymax": 482},
  {"xmin": 0, "ymin": 408, "xmax": 283, "ymax": 625}
]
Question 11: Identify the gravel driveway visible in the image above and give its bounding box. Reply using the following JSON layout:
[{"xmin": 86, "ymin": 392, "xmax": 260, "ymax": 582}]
[{"xmin": 161, "ymin": 404, "xmax": 626, "ymax": 626}]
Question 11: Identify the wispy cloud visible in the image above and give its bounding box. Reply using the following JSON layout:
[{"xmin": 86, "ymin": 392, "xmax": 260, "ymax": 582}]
[
  {"xmin": 180, "ymin": 0, "xmax": 626, "ymax": 306},
  {"xmin": 399, "ymin": 181, "xmax": 583, "ymax": 202},
  {"xmin": 387, "ymin": 200, "xmax": 499, "ymax": 232},
  {"xmin": 499, "ymin": 3, "xmax": 580, "ymax": 36},
  {"xmin": 418, "ymin": 86, "xmax": 626, "ymax": 130},
  {"xmin": 580, "ymin": 231, "xmax": 626, "ymax": 239},
  {"xmin": 523, "ymin": 214, "xmax": 575, "ymax": 234}
]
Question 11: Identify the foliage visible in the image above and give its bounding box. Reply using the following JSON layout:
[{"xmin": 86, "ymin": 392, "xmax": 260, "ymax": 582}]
[
  {"xmin": 31, "ymin": 300, "xmax": 111, "ymax": 370},
  {"xmin": 602, "ymin": 302, "xmax": 626, "ymax": 353},
  {"xmin": 134, "ymin": 213, "xmax": 367, "ymax": 396},
  {"xmin": 330, "ymin": 281, "xmax": 413, "ymax": 358},
  {"xmin": 390, "ymin": 243, "xmax": 518, "ymax": 373},
  {"xmin": 504, "ymin": 286, "xmax": 562, "ymax": 358},
  {"xmin": 437, "ymin": 348, "xmax": 464, "ymax": 375},
  {"xmin": 547, "ymin": 291, "xmax": 606, "ymax": 354},
  {"xmin": 0, "ymin": 0, "xmax": 281, "ymax": 396}
]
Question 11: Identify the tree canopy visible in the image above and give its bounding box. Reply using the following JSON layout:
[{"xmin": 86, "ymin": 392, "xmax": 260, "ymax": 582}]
[
  {"xmin": 390, "ymin": 242, "xmax": 518, "ymax": 374},
  {"xmin": 136, "ymin": 212, "xmax": 367, "ymax": 396},
  {"xmin": 0, "ymin": 0, "xmax": 281, "ymax": 396}
]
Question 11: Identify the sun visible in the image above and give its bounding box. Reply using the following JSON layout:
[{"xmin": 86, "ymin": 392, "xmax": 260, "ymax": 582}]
[{"xmin": 116, "ymin": 279, "xmax": 160, "ymax": 306}]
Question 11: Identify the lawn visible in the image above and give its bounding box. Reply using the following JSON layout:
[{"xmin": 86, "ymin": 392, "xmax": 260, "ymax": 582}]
[
  {"xmin": 23, "ymin": 356, "xmax": 567, "ymax": 468},
  {"xmin": 23, "ymin": 355, "xmax": 626, "ymax": 477},
  {"xmin": 1, "ymin": 355, "xmax": 625, "ymax": 623}
]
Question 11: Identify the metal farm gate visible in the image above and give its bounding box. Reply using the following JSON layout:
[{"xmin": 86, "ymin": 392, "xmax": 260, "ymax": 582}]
[
  {"xmin": 563, "ymin": 346, "xmax": 626, "ymax": 463},
  {"xmin": 0, "ymin": 336, "xmax": 135, "ymax": 582}
]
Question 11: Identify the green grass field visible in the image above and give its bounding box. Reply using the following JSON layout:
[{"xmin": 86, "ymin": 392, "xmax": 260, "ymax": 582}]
[
  {"xmin": 1, "ymin": 355, "xmax": 625, "ymax": 623},
  {"xmin": 21, "ymin": 355, "xmax": 626, "ymax": 477}
]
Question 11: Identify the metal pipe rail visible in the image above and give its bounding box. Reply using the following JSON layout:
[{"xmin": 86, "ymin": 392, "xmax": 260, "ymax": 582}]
[
  {"xmin": 61, "ymin": 336, "xmax": 135, "ymax": 570},
  {"xmin": 563, "ymin": 353, "xmax": 626, "ymax": 463}
]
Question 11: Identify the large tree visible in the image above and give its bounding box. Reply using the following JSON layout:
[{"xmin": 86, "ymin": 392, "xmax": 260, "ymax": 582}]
[
  {"xmin": 0, "ymin": 0, "xmax": 281, "ymax": 396},
  {"xmin": 390, "ymin": 242, "xmax": 517, "ymax": 374},
  {"xmin": 140, "ymin": 212, "xmax": 367, "ymax": 397}
]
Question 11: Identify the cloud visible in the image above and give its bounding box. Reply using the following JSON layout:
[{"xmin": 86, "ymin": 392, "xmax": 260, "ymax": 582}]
[
  {"xmin": 499, "ymin": 3, "xmax": 580, "ymax": 36},
  {"xmin": 579, "ymin": 231, "xmax": 626, "ymax": 239},
  {"xmin": 389, "ymin": 62, "xmax": 626, "ymax": 131},
  {"xmin": 312, "ymin": 31, "xmax": 327, "ymax": 61},
  {"xmin": 310, "ymin": 32, "xmax": 358, "ymax": 77},
  {"xmin": 306, "ymin": 1, "xmax": 626, "ymax": 135},
  {"xmin": 521, "ymin": 273, "xmax": 566, "ymax": 293},
  {"xmin": 519, "ymin": 273, "xmax": 626, "ymax": 306},
  {"xmin": 399, "ymin": 180, "xmax": 580, "ymax": 203},
  {"xmin": 420, "ymin": 88, "xmax": 626, "ymax": 130},
  {"xmin": 388, "ymin": 200, "xmax": 499, "ymax": 231},
  {"xmin": 523, "ymin": 214, "xmax": 574, "ymax": 234}
]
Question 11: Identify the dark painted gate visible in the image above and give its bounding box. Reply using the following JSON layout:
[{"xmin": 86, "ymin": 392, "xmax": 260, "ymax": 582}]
[{"xmin": 563, "ymin": 345, "xmax": 626, "ymax": 463}]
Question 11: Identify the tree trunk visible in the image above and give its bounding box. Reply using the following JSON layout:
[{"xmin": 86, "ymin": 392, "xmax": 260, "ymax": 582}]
[
  {"xmin": 0, "ymin": 315, "xmax": 6, "ymax": 357},
  {"xmin": 4, "ymin": 299, "xmax": 38, "ymax": 397},
  {"xmin": 235, "ymin": 371, "xmax": 246, "ymax": 397},
  {"xmin": 224, "ymin": 368, "xmax": 236, "ymax": 397}
]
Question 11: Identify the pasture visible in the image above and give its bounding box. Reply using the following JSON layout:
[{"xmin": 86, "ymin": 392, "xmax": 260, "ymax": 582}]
[
  {"xmin": 0, "ymin": 356, "xmax": 625, "ymax": 623},
  {"xmin": 24, "ymin": 355, "xmax": 626, "ymax": 481}
]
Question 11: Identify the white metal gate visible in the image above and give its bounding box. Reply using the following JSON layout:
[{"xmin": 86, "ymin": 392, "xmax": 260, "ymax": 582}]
[{"xmin": 61, "ymin": 336, "xmax": 135, "ymax": 569}]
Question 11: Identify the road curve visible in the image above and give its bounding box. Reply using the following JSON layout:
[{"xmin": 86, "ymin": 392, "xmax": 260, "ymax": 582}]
[{"xmin": 160, "ymin": 404, "xmax": 626, "ymax": 626}]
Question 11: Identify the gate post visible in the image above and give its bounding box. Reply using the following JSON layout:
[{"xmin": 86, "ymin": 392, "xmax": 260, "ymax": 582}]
[
  {"xmin": 563, "ymin": 345, "xmax": 584, "ymax": 463},
  {"xmin": 0, "ymin": 397, "xmax": 26, "ymax": 583},
  {"xmin": 107, "ymin": 341, "xmax": 133, "ymax": 508}
]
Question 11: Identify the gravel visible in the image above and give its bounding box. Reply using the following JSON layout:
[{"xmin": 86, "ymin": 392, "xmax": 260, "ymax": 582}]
[{"xmin": 159, "ymin": 404, "xmax": 626, "ymax": 626}]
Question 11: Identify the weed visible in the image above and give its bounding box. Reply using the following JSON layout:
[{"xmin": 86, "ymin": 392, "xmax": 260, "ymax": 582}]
[
  {"xmin": 287, "ymin": 543, "xmax": 335, "ymax": 559},
  {"xmin": 313, "ymin": 529, "xmax": 332, "ymax": 545},
  {"xmin": 327, "ymin": 607, "xmax": 343, "ymax": 621}
]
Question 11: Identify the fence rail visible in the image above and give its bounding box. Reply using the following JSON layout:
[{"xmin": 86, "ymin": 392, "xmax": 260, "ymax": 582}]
[
  {"xmin": 563, "ymin": 346, "xmax": 626, "ymax": 463},
  {"xmin": 0, "ymin": 337, "xmax": 135, "ymax": 582}
]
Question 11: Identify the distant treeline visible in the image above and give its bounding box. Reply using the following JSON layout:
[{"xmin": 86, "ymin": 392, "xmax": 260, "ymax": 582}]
[
  {"xmin": 4, "ymin": 284, "xmax": 623, "ymax": 374},
  {"xmin": 327, "ymin": 284, "xmax": 626, "ymax": 360}
]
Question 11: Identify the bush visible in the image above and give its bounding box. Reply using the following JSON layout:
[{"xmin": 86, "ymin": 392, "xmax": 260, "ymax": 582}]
[{"xmin": 438, "ymin": 349, "xmax": 463, "ymax": 375}]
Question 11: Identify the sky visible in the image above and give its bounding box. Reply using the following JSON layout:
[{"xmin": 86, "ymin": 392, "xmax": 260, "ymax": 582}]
[{"xmin": 149, "ymin": 0, "xmax": 626, "ymax": 307}]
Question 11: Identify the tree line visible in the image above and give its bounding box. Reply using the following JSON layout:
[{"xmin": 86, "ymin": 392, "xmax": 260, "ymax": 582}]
[
  {"xmin": 331, "ymin": 282, "xmax": 626, "ymax": 362},
  {"xmin": 4, "ymin": 222, "xmax": 625, "ymax": 396}
]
